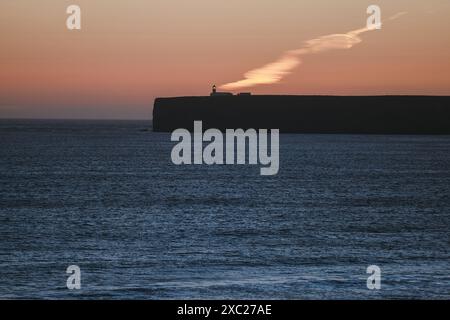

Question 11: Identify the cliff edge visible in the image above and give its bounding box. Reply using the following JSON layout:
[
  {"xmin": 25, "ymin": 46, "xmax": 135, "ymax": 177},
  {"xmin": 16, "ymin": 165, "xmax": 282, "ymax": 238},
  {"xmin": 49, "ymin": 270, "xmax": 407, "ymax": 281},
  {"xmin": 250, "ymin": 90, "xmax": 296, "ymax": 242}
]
[{"xmin": 153, "ymin": 95, "xmax": 450, "ymax": 134}]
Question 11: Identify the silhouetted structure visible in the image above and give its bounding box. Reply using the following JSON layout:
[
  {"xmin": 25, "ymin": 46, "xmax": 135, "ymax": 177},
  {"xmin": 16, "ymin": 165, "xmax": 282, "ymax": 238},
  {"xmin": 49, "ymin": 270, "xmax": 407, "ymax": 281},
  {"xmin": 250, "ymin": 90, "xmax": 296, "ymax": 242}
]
[
  {"xmin": 153, "ymin": 95, "xmax": 450, "ymax": 134},
  {"xmin": 210, "ymin": 84, "xmax": 233, "ymax": 97}
]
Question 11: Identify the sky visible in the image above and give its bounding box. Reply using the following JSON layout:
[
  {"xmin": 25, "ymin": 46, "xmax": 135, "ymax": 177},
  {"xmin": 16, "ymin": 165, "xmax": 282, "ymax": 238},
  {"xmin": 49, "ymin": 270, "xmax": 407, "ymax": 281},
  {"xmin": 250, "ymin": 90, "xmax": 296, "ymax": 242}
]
[{"xmin": 1, "ymin": 0, "xmax": 450, "ymax": 119}]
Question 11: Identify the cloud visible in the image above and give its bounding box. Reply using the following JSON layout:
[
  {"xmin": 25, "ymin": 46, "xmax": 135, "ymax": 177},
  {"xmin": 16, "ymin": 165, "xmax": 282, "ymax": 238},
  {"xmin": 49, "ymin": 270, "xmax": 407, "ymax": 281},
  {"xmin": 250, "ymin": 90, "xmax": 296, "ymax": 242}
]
[
  {"xmin": 220, "ymin": 13, "xmax": 407, "ymax": 91},
  {"xmin": 389, "ymin": 11, "xmax": 408, "ymax": 21}
]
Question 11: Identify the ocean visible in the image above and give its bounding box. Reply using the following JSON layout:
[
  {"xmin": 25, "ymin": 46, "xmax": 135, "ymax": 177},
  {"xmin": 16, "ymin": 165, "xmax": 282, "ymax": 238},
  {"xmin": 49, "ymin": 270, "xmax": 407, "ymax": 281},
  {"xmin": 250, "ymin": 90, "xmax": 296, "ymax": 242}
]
[{"xmin": 0, "ymin": 119, "xmax": 449, "ymax": 299}]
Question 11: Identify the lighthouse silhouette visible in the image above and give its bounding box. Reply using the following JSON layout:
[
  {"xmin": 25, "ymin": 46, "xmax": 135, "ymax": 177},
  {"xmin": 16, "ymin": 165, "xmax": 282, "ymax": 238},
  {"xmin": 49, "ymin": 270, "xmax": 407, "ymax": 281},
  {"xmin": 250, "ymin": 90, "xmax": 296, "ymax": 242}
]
[{"xmin": 210, "ymin": 84, "xmax": 233, "ymax": 96}]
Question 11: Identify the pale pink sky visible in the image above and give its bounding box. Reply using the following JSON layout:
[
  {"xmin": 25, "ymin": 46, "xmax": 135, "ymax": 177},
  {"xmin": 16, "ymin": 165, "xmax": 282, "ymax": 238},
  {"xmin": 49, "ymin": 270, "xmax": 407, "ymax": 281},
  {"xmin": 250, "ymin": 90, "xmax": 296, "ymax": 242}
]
[{"xmin": 1, "ymin": 0, "xmax": 450, "ymax": 119}]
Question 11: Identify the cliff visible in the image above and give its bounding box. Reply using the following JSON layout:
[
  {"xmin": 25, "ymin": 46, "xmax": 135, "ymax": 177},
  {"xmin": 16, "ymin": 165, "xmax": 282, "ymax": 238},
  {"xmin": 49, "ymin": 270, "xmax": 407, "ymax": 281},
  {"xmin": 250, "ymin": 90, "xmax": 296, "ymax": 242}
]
[{"xmin": 153, "ymin": 95, "xmax": 450, "ymax": 134}]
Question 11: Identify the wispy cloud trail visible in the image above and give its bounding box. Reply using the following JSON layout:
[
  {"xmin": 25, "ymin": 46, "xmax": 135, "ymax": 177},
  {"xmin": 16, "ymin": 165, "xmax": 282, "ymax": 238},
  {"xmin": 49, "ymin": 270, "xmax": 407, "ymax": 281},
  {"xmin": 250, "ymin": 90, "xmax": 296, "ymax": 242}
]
[{"xmin": 220, "ymin": 12, "xmax": 407, "ymax": 91}]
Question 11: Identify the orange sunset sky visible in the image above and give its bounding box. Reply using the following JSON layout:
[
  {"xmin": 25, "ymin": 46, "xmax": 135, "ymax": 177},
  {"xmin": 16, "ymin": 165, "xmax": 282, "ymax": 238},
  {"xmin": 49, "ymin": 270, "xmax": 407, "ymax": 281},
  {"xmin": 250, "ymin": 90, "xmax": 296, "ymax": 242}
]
[{"xmin": 1, "ymin": 0, "xmax": 450, "ymax": 119}]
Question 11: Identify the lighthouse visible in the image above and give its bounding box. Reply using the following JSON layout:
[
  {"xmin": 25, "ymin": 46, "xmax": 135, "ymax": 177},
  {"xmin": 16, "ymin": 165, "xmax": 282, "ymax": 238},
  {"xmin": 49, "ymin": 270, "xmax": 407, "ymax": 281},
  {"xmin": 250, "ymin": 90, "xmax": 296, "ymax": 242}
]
[{"xmin": 210, "ymin": 84, "xmax": 233, "ymax": 97}]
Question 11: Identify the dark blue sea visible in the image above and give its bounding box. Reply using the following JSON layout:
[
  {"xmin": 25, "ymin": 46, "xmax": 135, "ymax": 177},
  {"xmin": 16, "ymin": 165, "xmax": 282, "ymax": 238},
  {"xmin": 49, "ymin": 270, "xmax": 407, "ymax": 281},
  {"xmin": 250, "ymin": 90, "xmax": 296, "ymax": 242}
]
[{"xmin": 0, "ymin": 119, "xmax": 449, "ymax": 299}]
